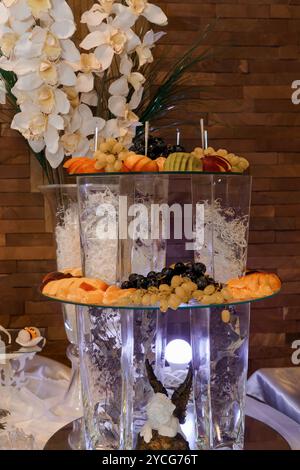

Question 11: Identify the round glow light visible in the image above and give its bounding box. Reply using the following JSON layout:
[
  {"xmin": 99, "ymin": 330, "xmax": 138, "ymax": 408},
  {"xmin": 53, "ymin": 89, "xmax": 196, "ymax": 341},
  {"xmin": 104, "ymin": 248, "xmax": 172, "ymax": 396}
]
[{"xmin": 165, "ymin": 339, "xmax": 192, "ymax": 365}]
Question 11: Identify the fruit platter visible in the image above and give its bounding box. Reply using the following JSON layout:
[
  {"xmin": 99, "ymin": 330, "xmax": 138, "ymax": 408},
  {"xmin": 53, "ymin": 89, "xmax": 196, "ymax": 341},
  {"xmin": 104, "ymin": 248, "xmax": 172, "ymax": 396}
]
[
  {"xmin": 41, "ymin": 262, "xmax": 281, "ymax": 311},
  {"xmin": 63, "ymin": 137, "xmax": 249, "ymax": 175}
]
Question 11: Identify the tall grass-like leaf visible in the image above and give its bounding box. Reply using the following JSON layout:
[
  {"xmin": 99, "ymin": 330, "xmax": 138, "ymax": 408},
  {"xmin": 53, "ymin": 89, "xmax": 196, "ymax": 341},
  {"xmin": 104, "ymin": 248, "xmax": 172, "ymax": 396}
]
[{"xmin": 136, "ymin": 21, "xmax": 217, "ymax": 129}]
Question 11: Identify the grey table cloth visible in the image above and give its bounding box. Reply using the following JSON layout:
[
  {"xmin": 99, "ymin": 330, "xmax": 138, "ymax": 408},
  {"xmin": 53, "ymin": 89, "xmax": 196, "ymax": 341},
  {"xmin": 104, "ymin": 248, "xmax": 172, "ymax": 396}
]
[{"xmin": 247, "ymin": 368, "xmax": 300, "ymax": 425}]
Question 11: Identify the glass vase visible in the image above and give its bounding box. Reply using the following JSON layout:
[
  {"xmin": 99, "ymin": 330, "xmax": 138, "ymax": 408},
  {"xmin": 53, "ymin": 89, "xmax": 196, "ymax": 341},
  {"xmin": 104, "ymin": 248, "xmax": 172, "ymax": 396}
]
[
  {"xmin": 39, "ymin": 184, "xmax": 83, "ymax": 449},
  {"xmin": 76, "ymin": 173, "xmax": 252, "ymax": 450}
]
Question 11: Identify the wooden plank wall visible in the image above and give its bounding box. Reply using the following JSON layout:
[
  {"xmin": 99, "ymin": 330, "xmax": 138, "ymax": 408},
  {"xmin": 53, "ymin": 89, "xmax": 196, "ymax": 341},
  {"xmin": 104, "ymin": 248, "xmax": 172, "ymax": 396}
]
[{"xmin": 1, "ymin": 0, "xmax": 300, "ymax": 372}]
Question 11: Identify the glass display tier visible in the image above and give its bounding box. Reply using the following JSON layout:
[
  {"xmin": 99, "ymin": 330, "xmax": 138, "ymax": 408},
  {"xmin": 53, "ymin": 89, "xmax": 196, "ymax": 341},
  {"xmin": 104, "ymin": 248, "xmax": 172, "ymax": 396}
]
[
  {"xmin": 41, "ymin": 290, "xmax": 279, "ymax": 310},
  {"xmin": 74, "ymin": 170, "xmax": 246, "ymax": 177},
  {"xmin": 76, "ymin": 303, "xmax": 253, "ymax": 450}
]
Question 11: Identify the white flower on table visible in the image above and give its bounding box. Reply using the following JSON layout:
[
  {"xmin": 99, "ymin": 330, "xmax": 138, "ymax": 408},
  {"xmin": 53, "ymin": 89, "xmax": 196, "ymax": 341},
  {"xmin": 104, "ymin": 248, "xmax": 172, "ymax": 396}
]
[{"xmin": 140, "ymin": 393, "xmax": 180, "ymax": 443}]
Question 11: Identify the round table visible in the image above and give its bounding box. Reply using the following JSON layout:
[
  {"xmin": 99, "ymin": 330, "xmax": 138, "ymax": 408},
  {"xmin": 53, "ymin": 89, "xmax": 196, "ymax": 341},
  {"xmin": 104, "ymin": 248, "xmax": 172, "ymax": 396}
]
[{"xmin": 44, "ymin": 416, "xmax": 290, "ymax": 450}]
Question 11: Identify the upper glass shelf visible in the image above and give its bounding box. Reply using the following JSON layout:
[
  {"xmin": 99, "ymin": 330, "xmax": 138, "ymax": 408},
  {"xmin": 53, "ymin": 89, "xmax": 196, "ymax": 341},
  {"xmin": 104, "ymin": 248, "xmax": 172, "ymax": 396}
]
[
  {"xmin": 72, "ymin": 171, "xmax": 249, "ymax": 177},
  {"xmin": 41, "ymin": 290, "xmax": 280, "ymax": 311}
]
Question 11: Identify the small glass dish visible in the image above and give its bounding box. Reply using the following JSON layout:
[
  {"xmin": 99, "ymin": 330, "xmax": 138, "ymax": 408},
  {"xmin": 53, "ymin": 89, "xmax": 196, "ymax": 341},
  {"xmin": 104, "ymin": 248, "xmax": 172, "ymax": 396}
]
[{"xmin": 0, "ymin": 328, "xmax": 46, "ymax": 448}]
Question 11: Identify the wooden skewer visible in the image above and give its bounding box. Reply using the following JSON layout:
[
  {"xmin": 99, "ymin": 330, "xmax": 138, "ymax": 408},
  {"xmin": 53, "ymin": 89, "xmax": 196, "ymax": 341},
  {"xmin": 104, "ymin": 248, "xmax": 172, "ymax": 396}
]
[
  {"xmin": 204, "ymin": 130, "xmax": 208, "ymax": 150},
  {"xmin": 94, "ymin": 127, "xmax": 99, "ymax": 152},
  {"xmin": 176, "ymin": 128, "xmax": 180, "ymax": 146}
]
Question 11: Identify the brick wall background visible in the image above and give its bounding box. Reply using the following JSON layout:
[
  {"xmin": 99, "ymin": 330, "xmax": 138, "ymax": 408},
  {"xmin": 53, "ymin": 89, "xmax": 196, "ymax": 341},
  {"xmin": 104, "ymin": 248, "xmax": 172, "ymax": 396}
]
[{"xmin": 1, "ymin": 0, "xmax": 300, "ymax": 372}]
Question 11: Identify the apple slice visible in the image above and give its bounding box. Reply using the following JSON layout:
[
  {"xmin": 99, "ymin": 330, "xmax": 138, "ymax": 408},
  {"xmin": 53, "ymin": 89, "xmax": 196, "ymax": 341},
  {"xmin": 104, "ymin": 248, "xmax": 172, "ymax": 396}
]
[{"xmin": 202, "ymin": 155, "xmax": 231, "ymax": 172}]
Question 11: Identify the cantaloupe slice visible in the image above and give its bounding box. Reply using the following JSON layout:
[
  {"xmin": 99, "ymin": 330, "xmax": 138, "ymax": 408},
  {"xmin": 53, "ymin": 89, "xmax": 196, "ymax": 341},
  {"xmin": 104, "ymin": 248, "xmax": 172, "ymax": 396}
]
[
  {"xmin": 142, "ymin": 160, "xmax": 159, "ymax": 172},
  {"xmin": 155, "ymin": 157, "xmax": 166, "ymax": 171},
  {"xmin": 68, "ymin": 158, "xmax": 91, "ymax": 174},
  {"xmin": 123, "ymin": 153, "xmax": 142, "ymax": 171},
  {"xmin": 133, "ymin": 156, "xmax": 151, "ymax": 172},
  {"xmin": 103, "ymin": 285, "xmax": 136, "ymax": 306},
  {"xmin": 75, "ymin": 160, "xmax": 98, "ymax": 174},
  {"xmin": 63, "ymin": 157, "xmax": 85, "ymax": 169}
]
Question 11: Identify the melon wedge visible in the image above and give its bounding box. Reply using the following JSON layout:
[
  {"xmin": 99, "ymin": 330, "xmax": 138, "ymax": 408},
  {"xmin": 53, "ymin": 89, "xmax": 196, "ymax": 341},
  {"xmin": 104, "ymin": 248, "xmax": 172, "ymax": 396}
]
[
  {"xmin": 63, "ymin": 157, "xmax": 85, "ymax": 169},
  {"xmin": 123, "ymin": 154, "xmax": 142, "ymax": 171},
  {"xmin": 103, "ymin": 285, "xmax": 136, "ymax": 306}
]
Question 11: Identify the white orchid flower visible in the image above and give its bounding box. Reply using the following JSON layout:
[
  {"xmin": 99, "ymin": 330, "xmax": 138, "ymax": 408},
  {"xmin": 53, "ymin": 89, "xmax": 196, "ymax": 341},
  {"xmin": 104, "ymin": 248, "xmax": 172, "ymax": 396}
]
[
  {"xmin": 38, "ymin": 60, "xmax": 57, "ymax": 85},
  {"xmin": 101, "ymin": 118, "xmax": 137, "ymax": 143},
  {"xmin": 49, "ymin": 0, "xmax": 76, "ymax": 39},
  {"xmin": 117, "ymin": 54, "xmax": 145, "ymax": 92},
  {"xmin": 2, "ymin": 0, "xmax": 18, "ymax": 6},
  {"xmin": 12, "ymin": 102, "xmax": 71, "ymax": 168},
  {"xmin": 63, "ymin": 85, "xmax": 80, "ymax": 108},
  {"xmin": 81, "ymin": 1, "xmax": 115, "ymax": 29},
  {"xmin": 0, "ymin": 31, "xmax": 19, "ymax": 56},
  {"xmin": 60, "ymin": 39, "xmax": 81, "ymax": 63},
  {"xmin": 14, "ymin": 26, "xmax": 46, "ymax": 59},
  {"xmin": 11, "ymin": 102, "xmax": 47, "ymax": 141},
  {"xmin": 135, "ymin": 29, "xmax": 165, "ymax": 68},
  {"xmin": 6, "ymin": 0, "xmax": 31, "ymax": 22},
  {"xmin": 6, "ymin": 14, "xmax": 35, "ymax": 35},
  {"xmin": 76, "ymin": 72, "xmax": 94, "ymax": 93},
  {"xmin": 27, "ymin": 0, "xmax": 51, "ymax": 18},
  {"xmin": 80, "ymin": 22, "xmax": 139, "ymax": 71},
  {"xmin": 36, "ymin": 85, "xmax": 70, "ymax": 115},
  {"xmin": 108, "ymin": 94, "xmax": 140, "ymax": 119},
  {"xmin": 113, "ymin": 0, "xmax": 167, "ymax": 28},
  {"xmin": 45, "ymin": 143, "xmax": 64, "ymax": 168},
  {"xmin": 71, "ymin": 53, "xmax": 102, "ymax": 93},
  {"xmin": 81, "ymin": 90, "xmax": 98, "ymax": 107},
  {"xmin": 108, "ymin": 72, "xmax": 144, "ymax": 102},
  {"xmin": 0, "ymin": 77, "xmax": 6, "ymax": 104},
  {"xmin": 62, "ymin": 103, "xmax": 105, "ymax": 156},
  {"xmin": 57, "ymin": 62, "xmax": 77, "ymax": 86}
]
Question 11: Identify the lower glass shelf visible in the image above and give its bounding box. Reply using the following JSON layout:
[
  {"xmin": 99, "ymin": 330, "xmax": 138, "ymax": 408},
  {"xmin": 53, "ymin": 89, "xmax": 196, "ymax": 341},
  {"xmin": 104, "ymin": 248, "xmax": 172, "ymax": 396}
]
[{"xmin": 41, "ymin": 290, "xmax": 280, "ymax": 311}]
